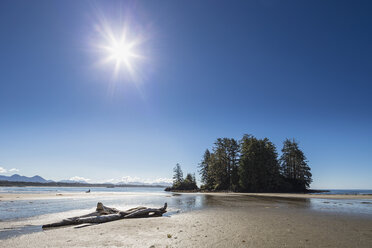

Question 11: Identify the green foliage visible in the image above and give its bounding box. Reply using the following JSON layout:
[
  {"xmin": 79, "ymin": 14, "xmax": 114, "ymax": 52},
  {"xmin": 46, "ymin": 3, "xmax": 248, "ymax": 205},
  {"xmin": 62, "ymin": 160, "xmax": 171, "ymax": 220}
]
[
  {"xmin": 199, "ymin": 149, "xmax": 213, "ymax": 188},
  {"xmin": 167, "ymin": 164, "xmax": 198, "ymax": 191},
  {"xmin": 198, "ymin": 135, "xmax": 312, "ymax": 192},
  {"xmin": 280, "ymin": 139, "xmax": 312, "ymax": 191},
  {"xmin": 199, "ymin": 138, "xmax": 239, "ymax": 191},
  {"xmin": 181, "ymin": 173, "xmax": 198, "ymax": 190},
  {"xmin": 239, "ymin": 135, "xmax": 281, "ymax": 192},
  {"xmin": 173, "ymin": 163, "xmax": 183, "ymax": 185}
]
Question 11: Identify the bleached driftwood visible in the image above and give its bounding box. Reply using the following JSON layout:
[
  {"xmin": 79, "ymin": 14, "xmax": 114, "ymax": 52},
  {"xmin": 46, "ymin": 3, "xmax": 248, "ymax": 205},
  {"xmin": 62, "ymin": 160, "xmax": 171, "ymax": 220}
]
[{"xmin": 42, "ymin": 202, "xmax": 167, "ymax": 228}]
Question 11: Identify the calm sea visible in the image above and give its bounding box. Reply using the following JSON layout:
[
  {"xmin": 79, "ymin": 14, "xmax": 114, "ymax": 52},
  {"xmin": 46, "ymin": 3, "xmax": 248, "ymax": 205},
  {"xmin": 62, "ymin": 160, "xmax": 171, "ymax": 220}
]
[
  {"xmin": 0, "ymin": 186, "xmax": 204, "ymax": 221},
  {"xmin": 312, "ymin": 189, "xmax": 372, "ymax": 195},
  {"xmin": 0, "ymin": 186, "xmax": 165, "ymax": 194}
]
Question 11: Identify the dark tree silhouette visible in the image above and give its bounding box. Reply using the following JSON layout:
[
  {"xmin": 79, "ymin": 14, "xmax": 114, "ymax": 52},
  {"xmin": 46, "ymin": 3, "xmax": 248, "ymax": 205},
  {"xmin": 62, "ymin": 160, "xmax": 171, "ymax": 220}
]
[
  {"xmin": 173, "ymin": 163, "xmax": 183, "ymax": 186},
  {"xmin": 239, "ymin": 135, "xmax": 281, "ymax": 192},
  {"xmin": 197, "ymin": 135, "xmax": 312, "ymax": 193},
  {"xmin": 280, "ymin": 139, "xmax": 312, "ymax": 191},
  {"xmin": 166, "ymin": 164, "xmax": 198, "ymax": 191}
]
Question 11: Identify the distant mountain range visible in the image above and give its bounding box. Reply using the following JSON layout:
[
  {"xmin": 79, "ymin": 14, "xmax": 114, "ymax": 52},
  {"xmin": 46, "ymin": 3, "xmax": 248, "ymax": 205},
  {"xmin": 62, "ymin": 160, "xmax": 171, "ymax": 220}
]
[
  {"xmin": 0, "ymin": 174, "xmax": 54, "ymax": 183},
  {"xmin": 0, "ymin": 174, "xmax": 171, "ymax": 187}
]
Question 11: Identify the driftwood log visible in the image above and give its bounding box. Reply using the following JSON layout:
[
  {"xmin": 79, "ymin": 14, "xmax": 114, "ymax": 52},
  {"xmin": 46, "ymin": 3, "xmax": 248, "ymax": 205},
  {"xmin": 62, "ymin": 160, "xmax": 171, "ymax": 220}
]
[{"xmin": 42, "ymin": 202, "xmax": 167, "ymax": 228}]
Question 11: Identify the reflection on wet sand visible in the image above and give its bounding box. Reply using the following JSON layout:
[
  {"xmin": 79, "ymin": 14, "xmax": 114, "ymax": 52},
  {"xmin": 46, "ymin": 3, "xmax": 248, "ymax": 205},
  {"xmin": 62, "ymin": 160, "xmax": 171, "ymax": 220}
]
[
  {"xmin": 172, "ymin": 193, "xmax": 372, "ymax": 217},
  {"xmin": 1, "ymin": 192, "xmax": 371, "ymax": 240},
  {"xmin": 198, "ymin": 194, "xmax": 311, "ymax": 209}
]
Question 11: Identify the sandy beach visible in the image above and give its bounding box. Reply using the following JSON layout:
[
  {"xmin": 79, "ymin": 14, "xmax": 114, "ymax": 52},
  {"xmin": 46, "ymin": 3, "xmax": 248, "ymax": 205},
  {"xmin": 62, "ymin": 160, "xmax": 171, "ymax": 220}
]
[{"xmin": 1, "ymin": 192, "xmax": 372, "ymax": 247}]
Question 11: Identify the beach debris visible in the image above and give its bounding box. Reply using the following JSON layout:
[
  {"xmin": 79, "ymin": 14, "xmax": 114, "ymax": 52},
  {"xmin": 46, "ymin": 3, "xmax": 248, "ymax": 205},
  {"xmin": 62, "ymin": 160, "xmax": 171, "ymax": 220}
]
[
  {"xmin": 42, "ymin": 202, "xmax": 167, "ymax": 228},
  {"xmin": 167, "ymin": 234, "xmax": 172, "ymax": 238}
]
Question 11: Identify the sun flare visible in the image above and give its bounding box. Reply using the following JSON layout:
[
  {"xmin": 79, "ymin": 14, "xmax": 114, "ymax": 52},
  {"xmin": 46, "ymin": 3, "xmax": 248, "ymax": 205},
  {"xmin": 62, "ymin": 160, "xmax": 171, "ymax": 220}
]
[
  {"xmin": 95, "ymin": 22, "xmax": 144, "ymax": 80},
  {"xmin": 109, "ymin": 41, "xmax": 133, "ymax": 63},
  {"xmin": 103, "ymin": 36, "xmax": 139, "ymax": 72}
]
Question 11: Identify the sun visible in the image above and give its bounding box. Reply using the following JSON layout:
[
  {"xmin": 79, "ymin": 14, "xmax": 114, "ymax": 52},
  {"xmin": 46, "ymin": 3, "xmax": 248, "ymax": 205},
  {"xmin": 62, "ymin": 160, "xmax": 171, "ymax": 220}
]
[
  {"xmin": 109, "ymin": 41, "xmax": 133, "ymax": 64},
  {"xmin": 103, "ymin": 35, "xmax": 139, "ymax": 73},
  {"xmin": 95, "ymin": 23, "xmax": 144, "ymax": 80}
]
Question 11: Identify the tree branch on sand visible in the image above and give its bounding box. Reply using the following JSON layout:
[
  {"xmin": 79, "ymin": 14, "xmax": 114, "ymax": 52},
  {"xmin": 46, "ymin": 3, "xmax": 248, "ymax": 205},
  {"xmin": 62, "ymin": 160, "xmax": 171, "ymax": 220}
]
[{"xmin": 42, "ymin": 202, "xmax": 167, "ymax": 228}]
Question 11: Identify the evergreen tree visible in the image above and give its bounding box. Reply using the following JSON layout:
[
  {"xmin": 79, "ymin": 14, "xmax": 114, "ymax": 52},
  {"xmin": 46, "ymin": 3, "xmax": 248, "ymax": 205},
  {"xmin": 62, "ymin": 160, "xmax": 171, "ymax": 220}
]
[
  {"xmin": 167, "ymin": 164, "xmax": 198, "ymax": 191},
  {"xmin": 226, "ymin": 138, "xmax": 240, "ymax": 191},
  {"xmin": 197, "ymin": 135, "xmax": 312, "ymax": 193},
  {"xmin": 199, "ymin": 138, "xmax": 240, "ymax": 191},
  {"xmin": 192, "ymin": 173, "xmax": 197, "ymax": 185},
  {"xmin": 208, "ymin": 138, "xmax": 239, "ymax": 190},
  {"xmin": 280, "ymin": 139, "xmax": 312, "ymax": 191},
  {"xmin": 173, "ymin": 163, "xmax": 183, "ymax": 186},
  {"xmin": 199, "ymin": 149, "xmax": 213, "ymax": 189},
  {"xmin": 261, "ymin": 138, "xmax": 281, "ymax": 191},
  {"xmin": 211, "ymin": 138, "xmax": 229, "ymax": 190},
  {"xmin": 239, "ymin": 135, "xmax": 281, "ymax": 192},
  {"xmin": 183, "ymin": 173, "xmax": 198, "ymax": 190},
  {"xmin": 239, "ymin": 135, "xmax": 259, "ymax": 191}
]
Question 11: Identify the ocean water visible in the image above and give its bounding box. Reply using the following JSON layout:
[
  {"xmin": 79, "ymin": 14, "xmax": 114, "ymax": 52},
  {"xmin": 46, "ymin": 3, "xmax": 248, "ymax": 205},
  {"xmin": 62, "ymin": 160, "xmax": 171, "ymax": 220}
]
[
  {"xmin": 0, "ymin": 186, "xmax": 165, "ymax": 194},
  {"xmin": 0, "ymin": 187, "xmax": 371, "ymax": 239},
  {"xmin": 0, "ymin": 187, "xmax": 207, "ymax": 239},
  {"xmin": 312, "ymin": 189, "xmax": 372, "ymax": 195},
  {"xmin": 0, "ymin": 188, "xmax": 204, "ymax": 221}
]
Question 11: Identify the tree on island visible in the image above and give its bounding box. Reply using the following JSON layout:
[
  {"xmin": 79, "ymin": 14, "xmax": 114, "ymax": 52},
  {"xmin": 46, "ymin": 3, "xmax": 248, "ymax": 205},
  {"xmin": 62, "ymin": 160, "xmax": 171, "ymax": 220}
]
[
  {"xmin": 166, "ymin": 164, "xmax": 198, "ymax": 191},
  {"xmin": 183, "ymin": 173, "xmax": 198, "ymax": 190},
  {"xmin": 226, "ymin": 138, "xmax": 240, "ymax": 191},
  {"xmin": 199, "ymin": 138, "xmax": 239, "ymax": 191},
  {"xmin": 280, "ymin": 139, "xmax": 312, "ymax": 191},
  {"xmin": 199, "ymin": 149, "xmax": 213, "ymax": 189},
  {"xmin": 173, "ymin": 163, "xmax": 183, "ymax": 187},
  {"xmin": 197, "ymin": 135, "xmax": 312, "ymax": 192},
  {"xmin": 239, "ymin": 135, "xmax": 281, "ymax": 192}
]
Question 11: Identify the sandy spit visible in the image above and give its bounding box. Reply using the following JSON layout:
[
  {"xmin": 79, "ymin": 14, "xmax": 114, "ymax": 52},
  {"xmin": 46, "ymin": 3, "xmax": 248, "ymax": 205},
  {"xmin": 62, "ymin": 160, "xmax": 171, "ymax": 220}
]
[
  {"xmin": 1, "ymin": 194, "xmax": 372, "ymax": 247},
  {"xmin": 2, "ymin": 207, "xmax": 372, "ymax": 247}
]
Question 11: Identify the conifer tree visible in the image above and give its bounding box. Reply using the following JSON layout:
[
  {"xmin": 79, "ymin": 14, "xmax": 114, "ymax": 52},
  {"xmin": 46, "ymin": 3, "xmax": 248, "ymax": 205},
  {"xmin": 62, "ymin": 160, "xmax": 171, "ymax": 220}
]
[
  {"xmin": 173, "ymin": 163, "xmax": 183, "ymax": 186},
  {"xmin": 280, "ymin": 139, "xmax": 312, "ymax": 191}
]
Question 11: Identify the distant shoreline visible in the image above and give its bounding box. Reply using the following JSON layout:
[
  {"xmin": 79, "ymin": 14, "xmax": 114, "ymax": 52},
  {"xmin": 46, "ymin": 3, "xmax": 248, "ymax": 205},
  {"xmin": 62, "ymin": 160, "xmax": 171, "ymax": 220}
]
[
  {"xmin": 0, "ymin": 180, "xmax": 167, "ymax": 188},
  {"xmin": 166, "ymin": 190, "xmax": 372, "ymax": 199},
  {"xmin": 165, "ymin": 188, "xmax": 329, "ymax": 194},
  {"xmin": 202, "ymin": 192, "xmax": 372, "ymax": 200}
]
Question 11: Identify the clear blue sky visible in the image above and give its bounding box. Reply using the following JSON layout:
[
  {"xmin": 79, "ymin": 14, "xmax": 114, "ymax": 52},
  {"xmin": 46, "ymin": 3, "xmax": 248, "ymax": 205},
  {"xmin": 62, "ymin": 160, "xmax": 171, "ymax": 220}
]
[{"xmin": 0, "ymin": 0, "xmax": 371, "ymax": 188}]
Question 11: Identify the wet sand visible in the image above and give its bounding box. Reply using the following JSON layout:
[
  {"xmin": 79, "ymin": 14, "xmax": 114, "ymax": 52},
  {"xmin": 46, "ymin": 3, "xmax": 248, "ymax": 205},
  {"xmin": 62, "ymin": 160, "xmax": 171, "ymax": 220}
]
[{"xmin": 1, "ymin": 193, "xmax": 372, "ymax": 247}]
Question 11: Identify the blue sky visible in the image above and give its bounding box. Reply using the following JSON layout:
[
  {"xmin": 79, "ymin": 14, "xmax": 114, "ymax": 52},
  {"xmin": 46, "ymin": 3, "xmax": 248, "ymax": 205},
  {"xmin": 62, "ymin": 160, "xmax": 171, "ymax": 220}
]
[{"xmin": 0, "ymin": 0, "xmax": 371, "ymax": 188}]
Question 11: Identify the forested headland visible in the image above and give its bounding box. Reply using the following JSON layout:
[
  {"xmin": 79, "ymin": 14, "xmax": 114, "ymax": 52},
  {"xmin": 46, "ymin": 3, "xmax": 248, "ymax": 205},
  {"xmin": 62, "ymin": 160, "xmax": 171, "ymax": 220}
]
[
  {"xmin": 165, "ymin": 163, "xmax": 198, "ymax": 191},
  {"xmin": 167, "ymin": 135, "xmax": 312, "ymax": 193}
]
